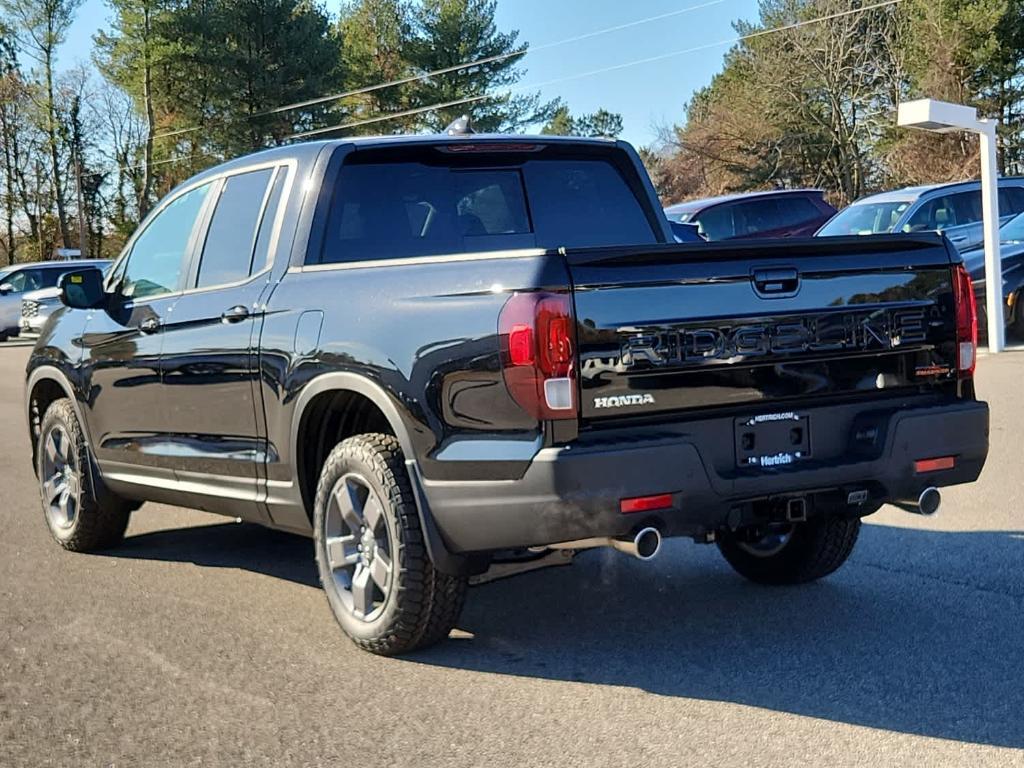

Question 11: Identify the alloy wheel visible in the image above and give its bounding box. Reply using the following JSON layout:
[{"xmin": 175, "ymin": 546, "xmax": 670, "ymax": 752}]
[
  {"xmin": 322, "ymin": 473, "xmax": 394, "ymax": 621},
  {"xmin": 40, "ymin": 425, "xmax": 80, "ymax": 532}
]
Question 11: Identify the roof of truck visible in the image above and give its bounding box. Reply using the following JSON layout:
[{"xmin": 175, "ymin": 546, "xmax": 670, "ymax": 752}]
[{"xmin": 183, "ymin": 133, "xmax": 626, "ymax": 190}]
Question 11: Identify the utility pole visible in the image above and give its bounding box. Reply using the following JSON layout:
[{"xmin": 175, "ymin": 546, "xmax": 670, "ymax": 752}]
[{"xmin": 899, "ymin": 99, "xmax": 1004, "ymax": 352}]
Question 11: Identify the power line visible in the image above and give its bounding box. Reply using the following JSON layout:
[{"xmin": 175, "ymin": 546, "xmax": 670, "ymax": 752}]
[
  {"xmin": 83, "ymin": 150, "xmax": 220, "ymax": 179},
  {"xmin": 288, "ymin": 95, "xmax": 502, "ymax": 140},
  {"xmin": 151, "ymin": 0, "xmax": 729, "ymax": 141},
  {"xmin": 101, "ymin": 0, "xmax": 908, "ymax": 175},
  {"xmin": 287, "ymin": 0, "xmax": 906, "ymax": 142}
]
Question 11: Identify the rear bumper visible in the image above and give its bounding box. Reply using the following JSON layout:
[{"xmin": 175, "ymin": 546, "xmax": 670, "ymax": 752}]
[{"xmin": 419, "ymin": 399, "xmax": 989, "ymax": 553}]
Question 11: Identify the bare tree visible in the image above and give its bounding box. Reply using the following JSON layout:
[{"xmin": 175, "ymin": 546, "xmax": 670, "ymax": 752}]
[
  {"xmin": 90, "ymin": 78, "xmax": 144, "ymax": 240},
  {"xmin": 0, "ymin": 24, "xmax": 19, "ymax": 263},
  {"xmin": 1, "ymin": 0, "xmax": 84, "ymax": 251}
]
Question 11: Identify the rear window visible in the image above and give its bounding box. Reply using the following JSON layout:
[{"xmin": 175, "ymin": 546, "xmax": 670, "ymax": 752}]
[
  {"xmin": 777, "ymin": 196, "xmax": 824, "ymax": 225},
  {"xmin": 196, "ymin": 168, "xmax": 274, "ymax": 289},
  {"xmin": 318, "ymin": 153, "xmax": 657, "ymax": 263},
  {"xmin": 999, "ymin": 187, "xmax": 1024, "ymax": 216}
]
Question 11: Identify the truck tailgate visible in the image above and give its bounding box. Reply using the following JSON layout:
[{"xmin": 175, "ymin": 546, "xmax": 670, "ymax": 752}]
[{"xmin": 567, "ymin": 235, "xmax": 960, "ymax": 420}]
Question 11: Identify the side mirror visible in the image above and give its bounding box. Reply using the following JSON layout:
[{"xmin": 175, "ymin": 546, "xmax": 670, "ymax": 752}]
[
  {"xmin": 60, "ymin": 268, "xmax": 107, "ymax": 310},
  {"xmin": 0, "ymin": 283, "xmax": 11, "ymax": 294}
]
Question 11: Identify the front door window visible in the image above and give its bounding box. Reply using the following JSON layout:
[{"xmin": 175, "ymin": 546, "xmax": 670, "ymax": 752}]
[{"xmin": 121, "ymin": 184, "xmax": 212, "ymax": 300}]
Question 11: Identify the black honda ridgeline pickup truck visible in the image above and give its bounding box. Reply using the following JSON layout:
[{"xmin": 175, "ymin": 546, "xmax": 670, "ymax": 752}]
[{"xmin": 26, "ymin": 131, "xmax": 989, "ymax": 655}]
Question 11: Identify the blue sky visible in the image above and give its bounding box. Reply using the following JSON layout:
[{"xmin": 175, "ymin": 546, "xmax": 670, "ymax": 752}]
[{"xmin": 58, "ymin": 0, "xmax": 761, "ymax": 148}]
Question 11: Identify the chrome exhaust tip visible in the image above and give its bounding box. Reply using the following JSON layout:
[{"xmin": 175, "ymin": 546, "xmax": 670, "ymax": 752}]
[
  {"xmin": 610, "ymin": 526, "xmax": 662, "ymax": 560},
  {"xmin": 917, "ymin": 487, "xmax": 941, "ymax": 516},
  {"xmin": 633, "ymin": 527, "xmax": 662, "ymax": 560},
  {"xmin": 543, "ymin": 526, "xmax": 663, "ymax": 561},
  {"xmin": 895, "ymin": 486, "xmax": 941, "ymax": 516}
]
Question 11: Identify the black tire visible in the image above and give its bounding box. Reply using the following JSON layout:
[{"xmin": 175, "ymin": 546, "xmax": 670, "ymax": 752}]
[
  {"xmin": 717, "ymin": 515, "xmax": 860, "ymax": 585},
  {"xmin": 1011, "ymin": 293, "xmax": 1024, "ymax": 341},
  {"xmin": 313, "ymin": 433, "xmax": 467, "ymax": 656},
  {"xmin": 36, "ymin": 398, "xmax": 131, "ymax": 551}
]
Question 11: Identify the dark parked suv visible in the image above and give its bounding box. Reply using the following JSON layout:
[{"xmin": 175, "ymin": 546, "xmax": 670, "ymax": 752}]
[
  {"xmin": 26, "ymin": 132, "xmax": 988, "ymax": 655},
  {"xmin": 664, "ymin": 189, "xmax": 837, "ymax": 241}
]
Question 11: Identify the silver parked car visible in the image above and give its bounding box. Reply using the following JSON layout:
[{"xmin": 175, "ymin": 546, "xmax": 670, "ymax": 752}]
[
  {"xmin": 19, "ymin": 286, "xmax": 63, "ymax": 339},
  {"xmin": 817, "ymin": 179, "xmax": 1024, "ymax": 252},
  {"xmin": 0, "ymin": 259, "xmax": 110, "ymax": 340}
]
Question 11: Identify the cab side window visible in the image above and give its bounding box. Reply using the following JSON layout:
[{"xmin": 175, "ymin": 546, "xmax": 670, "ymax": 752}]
[
  {"xmin": 906, "ymin": 196, "xmax": 956, "ymax": 232},
  {"xmin": 122, "ymin": 183, "xmax": 212, "ymax": 300},
  {"xmin": 694, "ymin": 205, "xmax": 735, "ymax": 240},
  {"xmin": 38, "ymin": 268, "xmax": 63, "ymax": 289},
  {"xmin": 195, "ymin": 168, "xmax": 275, "ymax": 289},
  {"xmin": 733, "ymin": 199, "xmax": 784, "ymax": 236},
  {"xmin": 999, "ymin": 187, "xmax": 1024, "ymax": 216},
  {"xmin": 2, "ymin": 268, "xmax": 42, "ymax": 293},
  {"xmin": 949, "ymin": 191, "xmax": 982, "ymax": 225}
]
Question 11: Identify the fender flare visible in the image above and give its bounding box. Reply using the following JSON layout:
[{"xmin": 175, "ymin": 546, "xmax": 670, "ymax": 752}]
[
  {"xmin": 24, "ymin": 365, "xmax": 105, "ymax": 492},
  {"xmin": 289, "ymin": 371, "xmax": 418, "ymax": 459},
  {"xmin": 289, "ymin": 372, "xmax": 477, "ymax": 576},
  {"xmin": 25, "ymin": 365, "xmax": 87, "ymax": 446}
]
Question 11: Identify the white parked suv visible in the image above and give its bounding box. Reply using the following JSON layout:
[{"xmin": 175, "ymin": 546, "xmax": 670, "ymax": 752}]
[{"xmin": 817, "ymin": 179, "xmax": 1024, "ymax": 252}]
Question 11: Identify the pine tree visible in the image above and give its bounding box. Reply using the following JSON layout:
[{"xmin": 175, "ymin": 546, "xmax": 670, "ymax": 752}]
[
  {"xmin": 541, "ymin": 102, "xmax": 623, "ymax": 138},
  {"xmin": 209, "ymin": 0, "xmax": 343, "ymax": 152},
  {"xmin": 407, "ymin": 0, "xmax": 555, "ymax": 133},
  {"xmin": 337, "ymin": 0, "xmax": 414, "ymax": 133}
]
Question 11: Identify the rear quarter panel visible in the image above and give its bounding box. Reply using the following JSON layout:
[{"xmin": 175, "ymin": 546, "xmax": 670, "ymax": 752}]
[{"xmin": 258, "ymin": 252, "xmax": 573, "ymax": 498}]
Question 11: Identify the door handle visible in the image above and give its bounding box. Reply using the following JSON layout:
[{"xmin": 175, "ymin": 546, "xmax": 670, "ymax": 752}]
[
  {"xmin": 139, "ymin": 317, "xmax": 161, "ymax": 334},
  {"xmin": 752, "ymin": 267, "xmax": 800, "ymax": 297},
  {"xmin": 221, "ymin": 305, "xmax": 250, "ymax": 323}
]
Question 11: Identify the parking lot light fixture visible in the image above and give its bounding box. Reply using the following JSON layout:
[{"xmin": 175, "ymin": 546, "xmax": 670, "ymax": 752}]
[{"xmin": 897, "ymin": 98, "xmax": 1004, "ymax": 354}]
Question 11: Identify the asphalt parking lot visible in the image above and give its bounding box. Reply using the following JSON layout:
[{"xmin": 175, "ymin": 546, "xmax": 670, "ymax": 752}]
[{"xmin": 1, "ymin": 343, "xmax": 1023, "ymax": 767}]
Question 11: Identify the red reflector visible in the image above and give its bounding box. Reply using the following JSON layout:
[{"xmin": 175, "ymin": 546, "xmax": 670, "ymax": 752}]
[
  {"xmin": 915, "ymin": 456, "xmax": 955, "ymax": 473},
  {"xmin": 620, "ymin": 494, "xmax": 674, "ymax": 514}
]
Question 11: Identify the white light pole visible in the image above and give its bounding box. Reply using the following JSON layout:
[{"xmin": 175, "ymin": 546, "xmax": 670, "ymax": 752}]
[{"xmin": 897, "ymin": 98, "xmax": 1004, "ymax": 353}]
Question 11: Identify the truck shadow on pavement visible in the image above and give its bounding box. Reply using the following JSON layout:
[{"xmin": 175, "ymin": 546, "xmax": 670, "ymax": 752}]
[
  {"xmin": 110, "ymin": 520, "xmax": 1024, "ymax": 748},
  {"xmin": 113, "ymin": 521, "xmax": 320, "ymax": 588},
  {"xmin": 421, "ymin": 523, "xmax": 1024, "ymax": 750}
]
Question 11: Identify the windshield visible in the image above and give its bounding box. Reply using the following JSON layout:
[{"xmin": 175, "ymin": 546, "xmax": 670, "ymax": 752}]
[
  {"xmin": 1002, "ymin": 212, "xmax": 1024, "ymax": 243},
  {"xmin": 818, "ymin": 200, "xmax": 912, "ymax": 236}
]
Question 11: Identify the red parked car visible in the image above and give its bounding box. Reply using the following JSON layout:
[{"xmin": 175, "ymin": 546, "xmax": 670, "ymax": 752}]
[{"xmin": 664, "ymin": 189, "xmax": 837, "ymax": 241}]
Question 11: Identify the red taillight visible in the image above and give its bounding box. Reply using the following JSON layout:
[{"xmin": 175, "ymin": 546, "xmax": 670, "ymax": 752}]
[
  {"xmin": 620, "ymin": 494, "xmax": 674, "ymax": 514},
  {"xmin": 499, "ymin": 292, "xmax": 576, "ymax": 420},
  {"xmin": 508, "ymin": 324, "xmax": 534, "ymax": 366},
  {"xmin": 915, "ymin": 456, "xmax": 956, "ymax": 473},
  {"xmin": 953, "ymin": 263, "xmax": 978, "ymax": 377}
]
